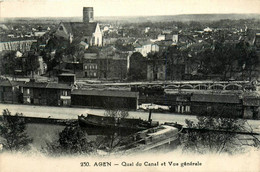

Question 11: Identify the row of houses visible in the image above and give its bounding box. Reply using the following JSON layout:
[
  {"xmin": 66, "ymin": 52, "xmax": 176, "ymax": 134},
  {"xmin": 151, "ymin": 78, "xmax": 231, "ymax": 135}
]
[
  {"xmin": 83, "ymin": 51, "xmax": 127, "ymax": 80},
  {"xmin": 164, "ymin": 91, "xmax": 259, "ymax": 119},
  {"xmin": 57, "ymin": 51, "xmax": 167, "ymax": 81},
  {"xmin": 0, "ymin": 75, "xmax": 139, "ymax": 110},
  {"xmin": 0, "ymin": 40, "xmax": 37, "ymax": 52},
  {"xmin": 1, "ymin": 76, "xmax": 259, "ymax": 119}
]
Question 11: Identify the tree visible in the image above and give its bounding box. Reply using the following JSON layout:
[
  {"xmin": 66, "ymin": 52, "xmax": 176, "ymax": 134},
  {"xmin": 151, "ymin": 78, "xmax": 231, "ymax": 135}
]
[
  {"xmin": 115, "ymin": 39, "xmax": 134, "ymax": 51},
  {"xmin": 45, "ymin": 106, "xmax": 130, "ymax": 155},
  {"xmin": 147, "ymin": 52, "xmax": 164, "ymax": 81},
  {"xmin": 58, "ymin": 126, "xmax": 94, "ymax": 154},
  {"xmin": 0, "ymin": 109, "xmax": 33, "ymax": 152},
  {"xmin": 45, "ymin": 125, "xmax": 95, "ymax": 155},
  {"xmin": 190, "ymin": 21, "xmax": 203, "ymax": 29},
  {"xmin": 164, "ymin": 46, "xmax": 185, "ymax": 80},
  {"xmin": 236, "ymin": 40, "xmax": 259, "ymax": 80},
  {"xmin": 104, "ymin": 107, "xmax": 129, "ymax": 119},
  {"xmin": 96, "ymin": 105, "xmax": 130, "ymax": 153},
  {"xmin": 128, "ymin": 52, "xmax": 147, "ymax": 81},
  {"xmin": 25, "ymin": 51, "xmax": 40, "ymax": 78},
  {"xmin": 181, "ymin": 116, "xmax": 250, "ymax": 154},
  {"xmin": 0, "ymin": 51, "xmax": 22, "ymax": 79},
  {"xmin": 195, "ymin": 39, "xmax": 260, "ymax": 80}
]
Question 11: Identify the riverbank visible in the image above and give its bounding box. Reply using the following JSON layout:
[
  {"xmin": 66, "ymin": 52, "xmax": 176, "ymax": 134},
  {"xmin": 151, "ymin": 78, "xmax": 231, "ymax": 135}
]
[{"xmin": 1, "ymin": 103, "xmax": 260, "ymax": 133}]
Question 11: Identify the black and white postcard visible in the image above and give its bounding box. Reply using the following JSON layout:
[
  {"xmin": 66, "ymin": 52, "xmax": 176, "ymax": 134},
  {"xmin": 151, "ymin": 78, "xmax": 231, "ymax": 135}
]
[{"xmin": 0, "ymin": 0, "xmax": 259, "ymax": 171}]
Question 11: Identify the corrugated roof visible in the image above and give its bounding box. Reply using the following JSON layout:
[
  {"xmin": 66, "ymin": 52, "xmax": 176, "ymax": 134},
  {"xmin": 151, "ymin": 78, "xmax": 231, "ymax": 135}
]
[
  {"xmin": 0, "ymin": 80, "xmax": 20, "ymax": 87},
  {"xmin": 20, "ymin": 81, "xmax": 71, "ymax": 90},
  {"xmin": 58, "ymin": 73, "xmax": 76, "ymax": 76},
  {"xmin": 243, "ymin": 97, "xmax": 260, "ymax": 106},
  {"xmin": 137, "ymin": 39, "xmax": 153, "ymax": 46},
  {"xmin": 20, "ymin": 82, "xmax": 48, "ymax": 88},
  {"xmin": 84, "ymin": 53, "xmax": 98, "ymax": 59},
  {"xmin": 191, "ymin": 93, "xmax": 240, "ymax": 104},
  {"xmin": 46, "ymin": 83, "xmax": 72, "ymax": 90},
  {"xmin": 72, "ymin": 89, "xmax": 139, "ymax": 98}
]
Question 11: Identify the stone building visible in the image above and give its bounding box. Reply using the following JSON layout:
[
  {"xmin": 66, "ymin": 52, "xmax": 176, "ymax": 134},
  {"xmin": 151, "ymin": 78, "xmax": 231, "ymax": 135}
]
[
  {"xmin": 83, "ymin": 49, "xmax": 127, "ymax": 80},
  {"xmin": 83, "ymin": 53, "xmax": 98, "ymax": 78},
  {"xmin": 21, "ymin": 81, "xmax": 72, "ymax": 106},
  {"xmin": 146, "ymin": 59, "xmax": 166, "ymax": 81},
  {"xmin": 55, "ymin": 7, "xmax": 102, "ymax": 46},
  {"xmin": 0, "ymin": 80, "xmax": 22, "ymax": 104}
]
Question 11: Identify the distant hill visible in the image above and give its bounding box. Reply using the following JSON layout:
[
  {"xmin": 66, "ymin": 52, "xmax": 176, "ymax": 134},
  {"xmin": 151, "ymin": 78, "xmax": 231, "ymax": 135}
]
[
  {"xmin": 96, "ymin": 14, "xmax": 260, "ymax": 23},
  {"xmin": 2, "ymin": 13, "xmax": 260, "ymax": 24}
]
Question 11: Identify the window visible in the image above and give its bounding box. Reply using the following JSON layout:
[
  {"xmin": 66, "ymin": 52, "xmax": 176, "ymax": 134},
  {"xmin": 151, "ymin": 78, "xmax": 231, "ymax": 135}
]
[
  {"xmin": 92, "ymin": 37, "xmax": 95, "ymax": 45},
  {"xmin": 97, "ymin": 38, "xmax": 99, "ymax": 45},
  {"xmin": 93, "ymin": 72, "xmax": 96, "ymax": 77},
  {"xmin": 85, "ymin": 65, "xmax": 88, "ymax": 70},
  {"xmin": 59, "ymin": 26, "xmax": 63, "ymax": 31},
  {"xmin": 26, "ymin": 88, "xmax": 30, "ymax": 94},
  {"xmin": 63, "ymin": 100, "xmax": 67, "ymax": 105},
  {"xmin": 62, "ymin": 90, "xmax": 67, "ymax": 96},
  {"xmin": 26, "ymin": 97, "xmax": 30, "ymax": 103}
]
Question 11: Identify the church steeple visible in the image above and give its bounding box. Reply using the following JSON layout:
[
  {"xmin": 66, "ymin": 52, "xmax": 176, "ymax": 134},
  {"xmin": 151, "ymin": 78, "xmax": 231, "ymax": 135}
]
[{"xmin": 83, "ymin": 7, "xmax": 94, "ymax": 23}]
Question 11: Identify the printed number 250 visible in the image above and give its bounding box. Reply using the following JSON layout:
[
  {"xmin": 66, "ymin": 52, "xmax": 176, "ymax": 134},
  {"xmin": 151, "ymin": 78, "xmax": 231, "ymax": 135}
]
[{"xmin": 80, "ymin": 162, "xmax": 90, "ymax": 167}]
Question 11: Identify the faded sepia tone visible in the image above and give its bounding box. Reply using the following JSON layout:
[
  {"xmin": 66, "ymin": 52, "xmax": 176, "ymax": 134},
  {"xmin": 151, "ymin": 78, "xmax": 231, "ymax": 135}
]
[{"xmin": 0, "ymin": 0, "xmax": 260, "ymax": 172}]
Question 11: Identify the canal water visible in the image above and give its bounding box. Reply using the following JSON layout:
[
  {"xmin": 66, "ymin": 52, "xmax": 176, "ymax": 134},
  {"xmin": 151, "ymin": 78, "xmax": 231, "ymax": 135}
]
[{"xmin": 26, "ymin": 123, "xmax": 66, "ymax": 149}]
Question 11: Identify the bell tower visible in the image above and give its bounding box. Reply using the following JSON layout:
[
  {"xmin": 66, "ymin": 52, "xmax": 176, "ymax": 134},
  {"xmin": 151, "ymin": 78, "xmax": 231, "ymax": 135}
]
[{"xmin": 83, "ymin": 7, "xmax": 94, "ymax": 23}]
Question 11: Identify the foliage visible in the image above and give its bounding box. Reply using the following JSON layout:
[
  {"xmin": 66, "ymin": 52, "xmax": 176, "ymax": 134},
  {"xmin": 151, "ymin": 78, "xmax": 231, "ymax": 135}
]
[
  {"xmin": 94, "ymin": 133, "xmax": 124, "ymax": 153},
  {"xmin": 25, "ymin": 51, "xmax": 40, "ymax": 78},
  {"xmin": 0, "ymin": 109, "xmax": 33, "ymax": 152},
  {"xmin": 98, "ymin": 107, "xmax": 130, "ymax": 153},
  {"xmin": 84, "ymin": 46, "xmax": 100, "ymax": 55},
  {"xmin": 0, "ymin": 51, "xmax": 22, "ymax": 78},
  {"xmin": 115, "ymin": 39, "xmax": 134, "ymax": 51},
  {"xmin": 195, "ymin": 40, "xmax": 259, "ymax": 80},
  {"xmin": 163, "ymin": 46, "xmax": 189, "ymax": 80},
  {"xmin": 181, "ymin": 116, "xmax": 247, "ymax": 154},
  {"xmin": 45, "ymin": 125, "xmax": 95, "ymax": 155},
  {"xmin": 0, "ymin": 50, "xmax": 41, "ymax": 78},
  {"xmin": 104, "ymin": 109, "xmax": 129, "ymax": 119},
  {"xmin": 128, "ymin": 52, "xmax": 147, "ymax": 81},
  {"xmin": 235, "ymin": 41, "xmax": 259, "ymax": 80},
  {"xmin": 146, "ymin": 52, "xmax": 165, "ymax": 81}
]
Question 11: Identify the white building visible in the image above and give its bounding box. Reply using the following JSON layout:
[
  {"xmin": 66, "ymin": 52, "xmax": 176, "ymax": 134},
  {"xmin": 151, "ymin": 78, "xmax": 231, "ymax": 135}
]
[{"xmin": 134, "ymin": 40, "xmax": 159, "ymax": 57}]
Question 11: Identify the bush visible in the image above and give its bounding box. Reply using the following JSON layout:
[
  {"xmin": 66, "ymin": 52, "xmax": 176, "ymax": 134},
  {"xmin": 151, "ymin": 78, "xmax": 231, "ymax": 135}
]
[
  {"xmin": 45, "ymin": 126, "xmax": 95, "ymax": 155},
  {"xmin": 181, "ymin": 116, "xmax": 247, "ymax": 154},
  {"xmin": 0, "ymin": 109, "xmax": 33, "ymax": 152}
]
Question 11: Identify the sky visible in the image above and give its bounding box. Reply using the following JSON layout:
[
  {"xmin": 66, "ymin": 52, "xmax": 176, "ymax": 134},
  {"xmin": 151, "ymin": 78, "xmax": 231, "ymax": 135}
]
[{"xmin": 1, "ymin": 0, "xmax": 260, "ymax": 18}]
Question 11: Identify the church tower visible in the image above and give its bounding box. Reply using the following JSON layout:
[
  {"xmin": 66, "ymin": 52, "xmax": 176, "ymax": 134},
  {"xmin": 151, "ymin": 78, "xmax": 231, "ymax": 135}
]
[{"xmin": 83, "ymin": 7, "xmax": 94, "ymax": 23}]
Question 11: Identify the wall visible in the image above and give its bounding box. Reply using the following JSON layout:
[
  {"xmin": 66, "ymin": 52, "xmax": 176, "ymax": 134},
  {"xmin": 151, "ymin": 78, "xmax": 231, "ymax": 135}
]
[
  {"xmin": 71, "ymin": 94, "xmax": 137, "ymax": 110},
  {"xmin": 0, "ymin": 40, "xmax": 37, "ymax": 52},
  {"xmin": 147, "ymin": 63, "xmax": 166, "ymax": 81}
]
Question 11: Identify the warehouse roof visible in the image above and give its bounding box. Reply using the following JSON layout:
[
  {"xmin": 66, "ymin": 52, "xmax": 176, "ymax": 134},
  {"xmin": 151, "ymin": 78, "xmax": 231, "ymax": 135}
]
[
  {"xmin": 191, "ymin": 93, "xmax": 241, "ymax": 104},
  {"xmin": 71, "ymin": 89, "xmax": 139, "ymax": 98}
]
